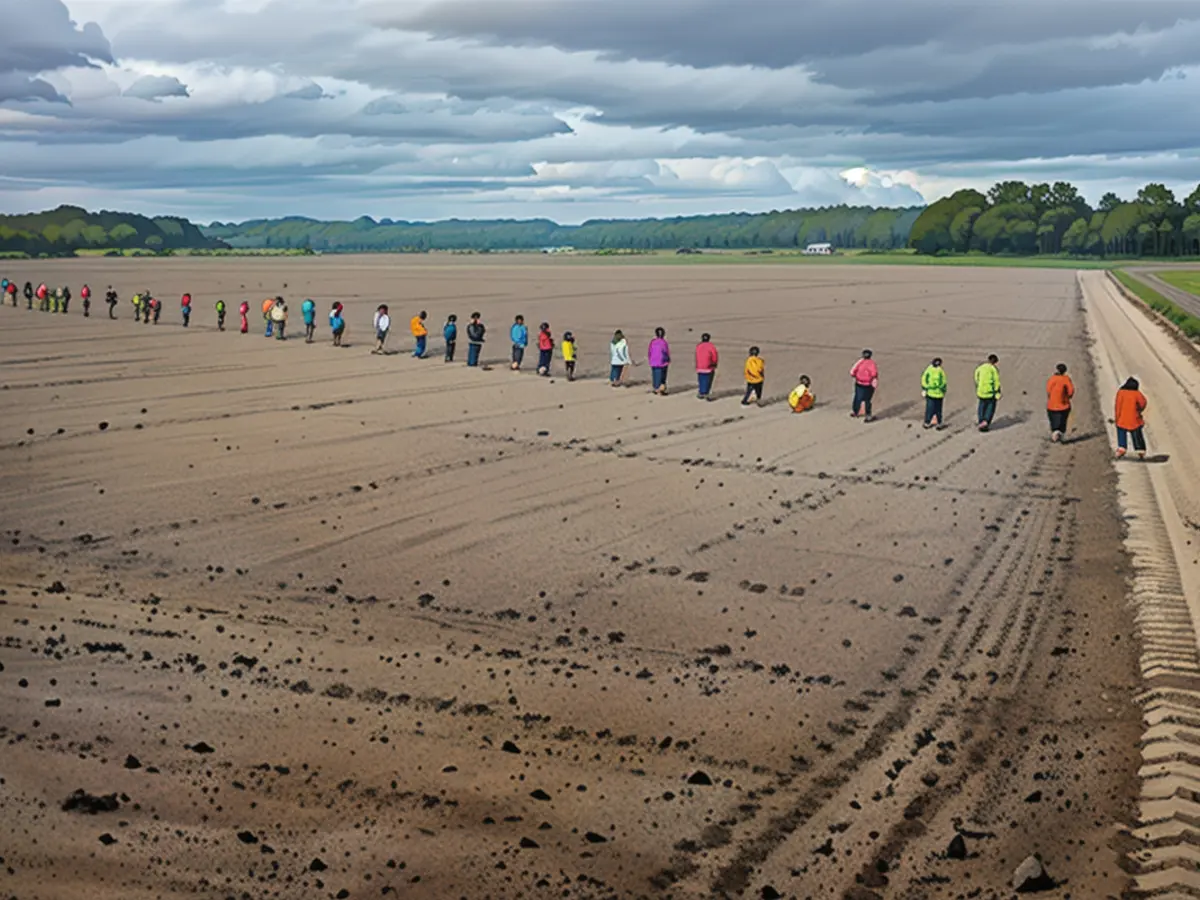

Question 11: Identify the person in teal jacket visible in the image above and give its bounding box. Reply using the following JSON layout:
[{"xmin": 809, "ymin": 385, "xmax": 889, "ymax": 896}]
[
  {"xmin": 301, "ymin": 298, "xmax": 317, "ymax": 343},
  {"xmin": 921, "ymin": 357, "xmax": 947, "ymax": 429},
  {"xmin": 974, "ymin": 354, "xmax": 1001, "ymax": 431}
]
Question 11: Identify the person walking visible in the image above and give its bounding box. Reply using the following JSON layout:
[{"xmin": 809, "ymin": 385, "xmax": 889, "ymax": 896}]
[
  {"xmin": 849, "ymin": 349, "xmax": 878, "ymax": 420},
  {"xmin": 36, "ymin": 282, "xmax": 48, "ymax": 312},
  {"xmin": 648, "ymin": 327, "xmax": 670, "ymax": 395},
  {"xmin": 81, "ymin": 283, "xmax": 91, "ymax": 317},
  {"xmin": 742, "ymin": 346, "xmax": 765, "ymax": 406},
  {"xmin": 329, "ymin": 302, "xmax": 346, "ymax": 346},
  {"xmin": 466, "ymin": 312, "xmax": 485, "ymax": 366},
  {"xmin": 24, "ymin": 281, "xmax": 34, "ymax": 310},
  {"xmin": 411, "ymin": 310, "xmax": 428, "ymax": 358},
  {"xmin": 695, "ymin": 333, "xmax": 719, "ymax": 400},
  {"xmin": 3, "ymin": 280, "xmax": 15, "ymax": 307},
  {"xmin": 51, "ymin": 287, "xmax": 62, "ymax": 313},
  {"xmin": 562, "ymin": 331, "xmax": 577, "ymax": 381},
  {"xmin": 262, "ymin": 297, "xmax": 276, "ymax": 337},
  {"xmin": 536, "ymin": 322, "xmax": 554, "ymax": 376},
  {"xmin": 239, "ymin": 300, "xmax": 250, "ymax": 334},
  {"xmin": 302, "ymin": 298, "xmax": 317, "ymax": 343},
  {"xmin": 610, "ymin": 330, "xmax": 631, "ymax": 386},
  {"xmin": 921, "ymin": 357, "xmax": 947, "ymax": 429},
  {"xmin": 151, "ymin": 295, "xmax": 162, "ymax": 324},
  {"xmin": 1046, "ymin": 363, "xmax": 1075, "ymax": 442},
  {"xmin": 270, "ymin": 298, "xmax": 287, "ymax": 339},
  {"xmin": 974, "ymin": 354, "xmax": 1001, "ymax": 431},
  {"xmin": 789, "ymin": 375, "xmax": 816, "ymax": 413},
  {"xmin": 215, "ymin": 298, "xmax": 227, "ymax": 331},
  {"xmin": 510, "ymin": 315, "xmax": 528, "ymax": 370},
  {"xmin": 105, "ymin": 286, "xmax": 118, "ymax": 319},
  {"xmin": 60, "ymin": 285, "xmax": 71, "ymax": 314},
  {"xmin": 1114, "ymin": 377, "xmax": 1148, "ymax": 459},
  {"xmin": 443, "ymin": 314, "xmax": 458, "ymax": 362},
  {"xmin": 180, "ymin": 292, "xmax": 192, "ymax": 327},
  {"xmin": 372, "ymin": 304, "xmax": 390, "ymax": 354}
]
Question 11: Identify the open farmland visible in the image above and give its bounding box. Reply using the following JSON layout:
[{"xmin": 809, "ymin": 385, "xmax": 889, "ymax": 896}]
[{"xmin": 0, "ymin": 258, "xmax": 1141, "ymax": 899}]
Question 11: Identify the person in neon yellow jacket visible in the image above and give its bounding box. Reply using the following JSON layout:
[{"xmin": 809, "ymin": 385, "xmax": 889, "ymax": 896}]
[
  {"xmin": 974, "ymin": 354, "xmax": 1001, "ymax": 431},
  {"xmin": 921, "ymin": 357, "xmax": 947, "ymax": 429}
]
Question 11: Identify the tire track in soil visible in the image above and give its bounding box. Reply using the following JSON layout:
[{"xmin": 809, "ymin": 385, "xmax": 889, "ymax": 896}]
[{"xmin": 638, "ymin": 440, "xmax": 1059, "ymax": 896}]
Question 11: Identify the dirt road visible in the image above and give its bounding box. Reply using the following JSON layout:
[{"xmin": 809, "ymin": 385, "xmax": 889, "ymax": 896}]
[
  {"xmin": 0, "ymin": 259, "xmax": 1141, "ymax": 898},
  {"xmin": 1125, "ymin": 267, "xmax": 1200, "ymax": 319},
  {"xmin": 1080, "ymin": 270, "xmax": 1200, "ymax": 897}
]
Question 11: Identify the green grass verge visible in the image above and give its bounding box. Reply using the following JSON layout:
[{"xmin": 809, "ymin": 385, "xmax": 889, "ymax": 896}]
[
  {"xmin": 1113, "ymin": 270, "xmax": 1200, "ymax": 340},
  {"xmin": 1157, "ymin": 270, "xmax": 1200, "ymax": 298}
]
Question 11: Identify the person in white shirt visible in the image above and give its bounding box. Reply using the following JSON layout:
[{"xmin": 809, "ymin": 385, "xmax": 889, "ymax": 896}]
[
  {"xmin": 609, "ymin": 330, "xmax": 632, "ymax": 386},
  {"xmin": 373, "ymin": 304, "xmax": 391, "ymax": 355}
]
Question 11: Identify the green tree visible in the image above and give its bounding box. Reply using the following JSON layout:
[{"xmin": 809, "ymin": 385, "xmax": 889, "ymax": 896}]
[
  {"xmin": 81, "ymin": 224, "xmax": 108, "ymax": 245},
  {"xmin": 987, "ymin": 181, "xmax": 1031, "ymax": 206},
  {"xmin": 144, "ymin": 234, "xmax": 163, "ymax": 249},
  {"xmin": 909, "ymin": 189, "xmax": 987, "ymax": 254},
  {"xmin": 1183, "ymin": 214, "xmax": 1200, "ymax": 256},
  {"xmin": 948, "ymin": 206, "xmax": 982, "ymax": 251},
  {"xmin": 1158, "ymin": 219, "xmax": 1175, "ymax": 257},
  {"xmin": 1062, "ymin": 218, "xmax": 1089, "ymax": 255},
  {"xmin": 108, "ymin": 223, "xmax": 137, "ymax": 245}
]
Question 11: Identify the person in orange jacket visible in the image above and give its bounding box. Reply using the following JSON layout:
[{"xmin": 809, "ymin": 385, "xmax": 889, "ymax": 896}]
[
  {"xmin": 1114, "ymin": 377, "xmax": 1148, "ymax": 459},
  {"xmin": 411, "ymin": 310, "xmax": 428, "ymax": 358},
  {"xmin": 1045, "ymin": 363, "xmax": 1075, "ymax": 443}
]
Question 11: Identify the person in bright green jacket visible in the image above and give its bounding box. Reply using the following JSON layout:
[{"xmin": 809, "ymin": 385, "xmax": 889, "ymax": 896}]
[
  {"xmin": 921, "ymin": 357, "xmax": 947, "ymax": 429},
  {"xmin": 974, "ymin": 354, "xmax": 1001, "ymax": 431}
]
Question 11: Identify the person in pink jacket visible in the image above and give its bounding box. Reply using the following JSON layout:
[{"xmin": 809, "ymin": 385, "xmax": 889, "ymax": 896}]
[
  {"xmin": 849, "ymin": 349, "xmax": 878, "ymax": 421},
  {"xmin": 648, "ymin": 327, "xmax": 671, "ymax": 395},
  {"xmin": 695, "ymin": 333, "xmax": 718, "ymax": 400}
]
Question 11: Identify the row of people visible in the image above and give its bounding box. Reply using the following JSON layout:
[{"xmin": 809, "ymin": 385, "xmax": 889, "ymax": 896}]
[{"xmin": 2, "ymin": 281, "xmax": 1150, "ymax": 456}]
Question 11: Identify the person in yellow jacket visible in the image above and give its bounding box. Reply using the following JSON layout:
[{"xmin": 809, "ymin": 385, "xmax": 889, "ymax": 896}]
[
  {"xmin": 921, "ymin": 357, "xmax": 948, "ymax": 429},
  {"xmin": 410, "ymin": 310, "xmax": 428, "ymax": 358},
  {"xmin": 561, "ymin": 331, "xmax": 577, "ymax": 381},
  {"xmin": 788, "ymin": 375, "xmax": 815, "ymax": 413},
  {"xmin": 974, "ymin": 354, "xmax": 1001, "ymax": 431},
  {"xmin": 741, "ymin": 346, "xmax": 765, "ymax": 406}
]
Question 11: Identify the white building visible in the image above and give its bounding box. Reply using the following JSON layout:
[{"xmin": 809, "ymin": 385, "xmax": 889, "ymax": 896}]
[{"xmin": 803, "ymin": 242, "xmax": 833, "ymax": 255}]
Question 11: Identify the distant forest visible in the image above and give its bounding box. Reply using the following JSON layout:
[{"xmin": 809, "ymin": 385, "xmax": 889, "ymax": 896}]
[
  {"xmin": 0, "ymin": 206, "xmax": 226, "ymax": 256},
  {"xmin": 203, "ymin": 206, "xmax": 923, "ymax": 253},
  {"xmin": 5, "ymin": 180, "xmax": 1200, "ymax": 259},
  {"xmin": 910, "ymin": 181, "xmax": 1200, "ymax": 257}
]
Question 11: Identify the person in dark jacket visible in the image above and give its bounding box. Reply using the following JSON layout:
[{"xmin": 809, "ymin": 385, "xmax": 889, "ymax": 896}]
[
  {"xmin": 443, "ymin": 314, "xmax": 458, "ymax": 362},
  {"xmin": 466, "ymin": 312, "xmax": 486, "ymax": 366}
]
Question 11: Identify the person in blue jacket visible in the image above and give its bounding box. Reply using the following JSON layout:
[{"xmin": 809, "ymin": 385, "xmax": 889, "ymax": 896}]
[
  {"xmin": 443, "ymin": 314, "xmax": 458, "ymax": 362},
  {"xmin": 301, "ymin": 298, "xmax": 317, "ymax": 343},
  {"xmin": 510, "ymin": 315, "xmax": 528, "ymax": 370}
]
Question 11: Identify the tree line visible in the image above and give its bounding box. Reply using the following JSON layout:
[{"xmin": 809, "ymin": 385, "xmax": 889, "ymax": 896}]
[
  {"xmin": 0, "ymin": 205, "xmax": 226, "ymax": 256},
  {"xmin": 202, "ymin": 206, "xmax": 923, "ymax": 253},
  {"xmin": 909, "ymin": 181, "xmax": 1200, "ymax": 257}
]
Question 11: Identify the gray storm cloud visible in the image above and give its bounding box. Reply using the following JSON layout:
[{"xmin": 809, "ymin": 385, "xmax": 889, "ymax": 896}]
[
  {"xmin": 0, "ymin": 0, "xmax": 1197, "ymax": 220},
  {"xmin": 123, "ymin": 74, "xmax": 190, "ymax": 101}
]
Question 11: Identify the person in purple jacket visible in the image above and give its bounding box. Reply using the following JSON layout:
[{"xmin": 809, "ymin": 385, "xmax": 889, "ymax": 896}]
[{"xmin": 648, "ymin": 327, "xmax": 671, "ymax": 395}]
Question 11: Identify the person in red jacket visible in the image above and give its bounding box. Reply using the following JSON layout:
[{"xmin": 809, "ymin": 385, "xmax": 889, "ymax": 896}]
[
  {"xmin": 180, "ymin": 292, "xmax": 192, "ymax": 327},
  {"xmin": 695, "ymin": 333, "xmax": 718, "ymax": 400},
  {"xmin": 1114, "ymin": 377, "xmax": 1148, "ymax": 459},
  {"xmin": 81, "ymin": 283, "xmax": 91, "ymax": 317},
  {"xmin": 239, "ymin": 300, "xmax": 250, "ymax": 334},
  {"xmin": 536, "ymin": 322, "xmax": 554, "ymax": 376}
]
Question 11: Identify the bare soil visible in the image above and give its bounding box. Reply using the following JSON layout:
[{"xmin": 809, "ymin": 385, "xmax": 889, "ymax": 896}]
[{"xmin": 0, "ymin": 259, "xmax": 1141, "ymax": 899}]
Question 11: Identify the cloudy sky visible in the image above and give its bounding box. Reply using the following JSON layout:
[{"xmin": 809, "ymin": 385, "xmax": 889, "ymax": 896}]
[{"xmin": 2, "ymin": 0, "xmax": 1199, "ymax": 224}]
